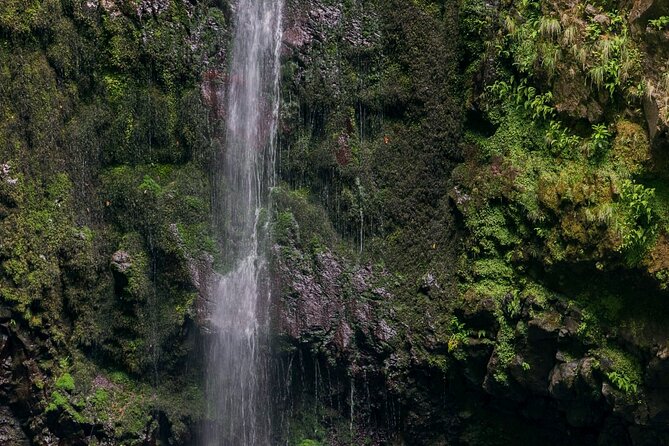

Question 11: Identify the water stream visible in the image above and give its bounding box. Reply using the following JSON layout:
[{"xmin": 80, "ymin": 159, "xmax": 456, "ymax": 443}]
[{"xmin": 203, "ymin": 1, "xmax": 284, "ymax": 444}]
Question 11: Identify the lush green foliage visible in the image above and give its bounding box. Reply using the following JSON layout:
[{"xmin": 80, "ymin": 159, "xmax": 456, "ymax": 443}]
[
  {"xmin": 0, "ymin": 0, "xmax": 225, "ymax": 442},
  {"xmin": 648, "ymin": 16, "xmax": 669, "ymax": 30}
]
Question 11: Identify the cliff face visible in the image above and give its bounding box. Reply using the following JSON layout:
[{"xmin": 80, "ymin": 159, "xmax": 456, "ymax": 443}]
[
  {"xmin": 0, "ymin": 1, "xmax": 227, "ymax": 443},
  {"xmin": 1, "ymin": 0, "xmax": 669, "ymax": 445},
  {"xmin": 274, "ymin": 0, "xmax": 669, "ymax": 445}
]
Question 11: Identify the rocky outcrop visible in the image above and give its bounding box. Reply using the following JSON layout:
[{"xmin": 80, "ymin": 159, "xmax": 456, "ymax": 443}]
[{"xmin": 630, "ymin": 0, "xmax": 669, "ymax": 24}]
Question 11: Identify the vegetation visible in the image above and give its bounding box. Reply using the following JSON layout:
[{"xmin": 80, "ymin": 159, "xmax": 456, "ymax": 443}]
[
  {"xmin": 1, "ymin": 0, "xmax": 668, "ymax": 444},
  {"xmin": 648, "ymin": 16, "xmax": 669, "ymax": 31},
  {"xmin": 0, "ymin": 0, "xmax": 223, "ymax": 443}
]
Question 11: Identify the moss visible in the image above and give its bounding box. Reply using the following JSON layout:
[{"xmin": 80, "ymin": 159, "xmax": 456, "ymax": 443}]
[
  {"xmin": 92, "ymin": 388, "xmax": 108, "ymax": 409},
  {"xmin": 594, "ymin": 345, "xmax": 643, "ymax": 393},
  {"xmin": 55, "ymin": 373, "xmax": 75, "ymax": 392},
  {"xmin": 45, "ymin": 390, "xmax": 69, "ymax": 413},
  {"xmin": 0, "ymin": 0, "xmax": 226, "ymax": 441},
  {"xmin": 273, "ymin": 186, "xmax": 339, "ymax": 251},
  {"xmin": 284, "ymin": 396, "xmax": 351, "ymax": 446},
  {"xmin": 0, "ymin": 0, "xmax": 59, "ymax": 36}
]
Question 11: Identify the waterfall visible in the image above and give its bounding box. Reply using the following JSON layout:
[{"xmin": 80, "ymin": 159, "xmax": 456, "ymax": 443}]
[{"xmin": 204, "ymin": 0, "xmax": 283, "ymax": 445}]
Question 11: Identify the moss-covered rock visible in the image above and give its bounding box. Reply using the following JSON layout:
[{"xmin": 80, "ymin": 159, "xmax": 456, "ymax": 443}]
[{"xmin": 0, "ymin": 0, "xmax": 228, "ymax": 443}]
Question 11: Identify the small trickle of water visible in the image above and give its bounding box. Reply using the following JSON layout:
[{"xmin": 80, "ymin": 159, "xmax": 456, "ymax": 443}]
[{"xmin": 203, "ymin": 0, "xmax": 284, "ymax": 444}]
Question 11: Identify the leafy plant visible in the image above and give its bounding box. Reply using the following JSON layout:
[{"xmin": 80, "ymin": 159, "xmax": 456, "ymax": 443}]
[
  {"xmin": 448, "ymin": 317, "xmax": 471, "ymax": 357},
  {"xmin": 606, "ymin": 371, "xmax": 638, "ymax": 394},
  {"xmin": 488, "ymin": 79, "xmax": 555, "ymax": 120},
  {"xmin": 562, "ymin": 25, "xmax": 578, "ymax": 46},
  {"xmin": 648, "ymin": 16, "xmax": 669, "ymax": 31},
  {"xmin": 588, "ymin": 27, "xmax": 639, "ymax": 95},
  {"xmin": 546, "ymin": 120, "xmax": 581, "ymax": 157},
  {"xmin": 55, "ymin": 373, "xmax": 75, "ymax": 392},
  {"xmin": 617, "ymin": 180, "xmax": 658, "ymax": 264},
  {"xmin": 505, "ymin": 293, "xmax": 522, "ymax": 318},
  {"xmin": 588, "ymin": 123, "xmax": 612, "ymax": 158},
  {"xmin": 539, "ymin": 16, "xmax": 561, "ymax": 39}
]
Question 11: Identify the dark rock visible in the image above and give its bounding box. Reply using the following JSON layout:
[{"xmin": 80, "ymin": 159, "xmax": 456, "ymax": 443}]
[
  {"xmin": 457, "ymin": 297, "xmax": 498, "ymax": 333},
  {"xmin": 508, "ymin": 314, "xmax": 561, "ymax": 395},
  {"xmin": 136, "ymin": 0, "xmax": 172, "ymax": 18},
  {"xmin": 418, "ymin": 272, "xmax": 438, "ymax": 294},
  {"xmin": 549, "ymin": 361, "xmax": 579, "ymax": 400},
  {"xmin": 282, "ymin": 21, "xmax": 313, "ymax": 51},
  {"xmin": 461, "ymin": 338, "xmax": 494, "ymax": 387},
  {"xmin": 628, "ymin": 424, "xmax": 669, "ymax": 446},
  {"xmin": 630, "ymin": 0, "xmax": 669, "ymax": 24},
  {"xmin": 644, "ymin": 95, "xmax": 660, "ymax": 141},
  {"xmin": 548, "ymin": 358, "xmax": 604, "ymax": 427},
  {"xmin": 0, "ymin": 406, "xmax": 29, "ymax": 446},
  {"xmin": 602, "ymin": 382, "xmax": 649, "ymax": 425},
  {"xmin": 644, "ymin": 346, "xmax": 669, "ymax": 426},
  {"xmin": 482, "ymin": 351, "xmax": 528, "ymax": 402},
  {"xmin": 374, "ymin": 319, "xmax": 396, "ymax": 344},
  {"xmin": 593, "ymin": 14, "xmax": 611, "ymax": 26}
]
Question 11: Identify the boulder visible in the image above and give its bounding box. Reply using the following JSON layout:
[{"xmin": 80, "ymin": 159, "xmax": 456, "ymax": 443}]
[{"xmin": 548, "ymin": 358, "xmax": 604, "ymax": 427}]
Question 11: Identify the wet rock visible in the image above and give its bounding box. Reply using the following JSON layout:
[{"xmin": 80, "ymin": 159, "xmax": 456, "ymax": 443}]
[
  {"xmin": 136, "ymin": 0, "xmax": 172, "ymax": 18},
  {"xmin": 628, "ymin": 425, "xmax": 669, "ymax": 446},
  {"xmin": 333, "ymin": 320, "xmax": 353, "ymax": 350},
  {"xmin": 375, "ymin": 319, "xmax": 396, "ymax": 344},
  {"xmin": 644, "ymin": 95, "xmax": 660, "ymax": 141},
  {"xmin": 602, "ymin": 382, "xmax": 649, "ymax": 426},
  {"xmin": 527, "ymin": 313, "xmax": 561, "ymax": 340},
  {"xmin": 282, "ymin": 21, "xmax": 313, "ymax": 51},
  {"xmin": 418, "ymin": 272, "xmax": 438, "ymax": 294},
  {"xmin": 508, "ymin": 314, "xmax": 561, "ymax": 395},
  {"xmin": 0, "ymin": 406, "xmax": 29, "ymax": 446},
  {"xmin": 482, "ymin": 349, "xmax": 529, "ymax": 402},
  {"xmin": 553, "ymin": 67, "xmax": 603, "ymax": 122},
  {"xmin": 585, "ymin": 4, "xmax": 599, "ymax": 16},
  {"xmin": 461, "ymin": 338, "xmax": 494, "ymax": 387},
  {"xmin": 308, "ymin": 4, "xmax": 342, "ymax": 29},
  {"xmin": 593, "ymin": 14, "xmax": 611, "ymax": 26},
  {"xmin": 644, "ymin": 346, "xmax": 669, "ymax": 426},
  {"xmin": 351, "ymin": 266, "xmax": 373, "ymax": 294},
  {"xmin": 110, "ymin": 250, "xmax": 132, "ymax": 273},
  {"xmin": 549, "ymin": 361, "xmax": 579, "ymax": 400},
  {"xmin": 99, "ymin": 0, "xmax": 122, "ymax": 17},
  {"xmin": 548, "ymin": 358, "xmax": 604, "ymax": 427},
  {"xmin": 201, "ymin": 69, "xmax": 226, "ymax": 119},
  {"xmin": 457, "ymin": 297, "xmax": 498, "ymax": 333}
]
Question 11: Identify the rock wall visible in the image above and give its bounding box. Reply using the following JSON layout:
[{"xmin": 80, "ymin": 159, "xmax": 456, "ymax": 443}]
[
  {"xmin": 272, "ymin": 0, "xmax": 669, "ymax": 445},
  {"xmin": 0, "ymin": 0, "xmax": 229, "ymax": 443},
  {"xmin": 1, "ymin": 0, "xmax": 669, "ymax": 445}
]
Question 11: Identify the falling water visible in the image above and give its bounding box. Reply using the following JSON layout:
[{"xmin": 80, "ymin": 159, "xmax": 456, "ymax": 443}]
[{"xmin": 204, "ymin": 1, "xmax": 283, "ymax": 445}]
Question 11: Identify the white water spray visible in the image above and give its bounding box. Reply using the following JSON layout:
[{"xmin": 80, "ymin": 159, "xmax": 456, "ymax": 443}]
[{"xmin": 204, "ymin": 1, "xmax": 283, "ymax": 444}]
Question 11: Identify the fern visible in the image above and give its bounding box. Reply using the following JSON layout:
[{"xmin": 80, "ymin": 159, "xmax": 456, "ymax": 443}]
[
  {"xmin": 539, "ymin": 16, "xmax": 562, "ymax": 39},
  {"xmin": 606, "ymin": 371, "xmax": 638, "ymax": 395},
  {"xmin": 617, "ymin": 179, "xmax": 658, "ymax": 265},
  {"xmin": 562, "ymin": 25, "xmax": 578, "ymax": 46}
]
